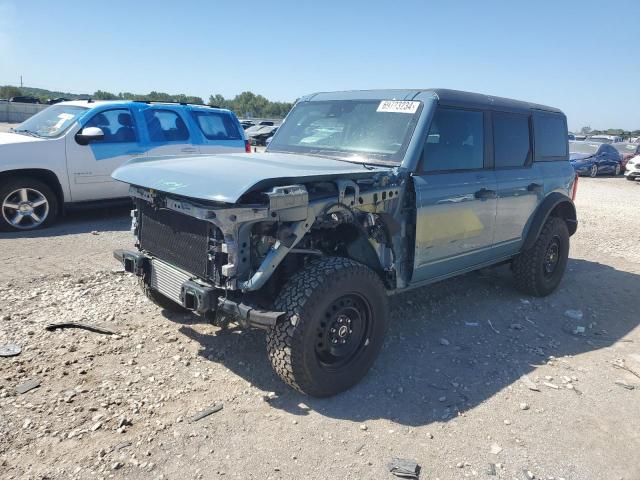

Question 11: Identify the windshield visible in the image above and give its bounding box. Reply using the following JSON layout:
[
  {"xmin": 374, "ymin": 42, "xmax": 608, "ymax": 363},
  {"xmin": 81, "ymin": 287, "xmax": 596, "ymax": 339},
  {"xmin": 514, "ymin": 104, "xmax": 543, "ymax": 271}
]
[
  {"xmin": 569, "ymin": 142, "xmax": 600, "ymax": 154},
  {"xmin": 14, "ymin": 105, "xmax": 88, "ymax": 138},
  {"xmin": 267, "ymin": 100, "xmax": 422, "ymax": 165}
]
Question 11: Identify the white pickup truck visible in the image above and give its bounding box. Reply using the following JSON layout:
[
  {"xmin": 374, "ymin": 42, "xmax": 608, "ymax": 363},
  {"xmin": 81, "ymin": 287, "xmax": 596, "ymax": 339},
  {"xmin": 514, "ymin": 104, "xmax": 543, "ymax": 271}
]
[{"xmin": 0, "ymin": 100, "xmax": 248, "ymax": 231}]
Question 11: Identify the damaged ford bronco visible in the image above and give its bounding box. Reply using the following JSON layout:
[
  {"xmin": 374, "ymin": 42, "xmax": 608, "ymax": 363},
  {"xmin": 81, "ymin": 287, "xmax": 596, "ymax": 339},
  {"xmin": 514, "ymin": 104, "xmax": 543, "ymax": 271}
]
[{"xmin": 113, "ymin": 89, "xmax": 578, "ymax": 397}]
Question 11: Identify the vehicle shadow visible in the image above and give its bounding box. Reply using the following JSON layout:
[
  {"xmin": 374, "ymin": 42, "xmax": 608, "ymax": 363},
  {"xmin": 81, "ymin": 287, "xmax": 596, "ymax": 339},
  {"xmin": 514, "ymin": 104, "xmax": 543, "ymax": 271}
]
[
  {"xmin": 0, "ymin": 204, "xmax": 131, "ymax": 239},
  {"xmin": 174, "ymin": 257, "xmax": 639, "ymax": 427}
]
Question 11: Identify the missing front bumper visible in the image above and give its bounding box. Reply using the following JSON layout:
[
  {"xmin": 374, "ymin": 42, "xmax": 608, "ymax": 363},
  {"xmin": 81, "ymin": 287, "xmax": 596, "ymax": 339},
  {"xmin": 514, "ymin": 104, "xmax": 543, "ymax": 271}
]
[{"xmin": 114, "ymin": 249, "xmax": 284, "ymax": 330}]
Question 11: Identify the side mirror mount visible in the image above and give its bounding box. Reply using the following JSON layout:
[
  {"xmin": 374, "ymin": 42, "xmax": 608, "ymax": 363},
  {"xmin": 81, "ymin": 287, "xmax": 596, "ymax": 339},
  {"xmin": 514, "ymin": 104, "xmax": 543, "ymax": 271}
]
[{"xmin": 75, "ymin": 126, "xmax": 104, "ymax": 145}]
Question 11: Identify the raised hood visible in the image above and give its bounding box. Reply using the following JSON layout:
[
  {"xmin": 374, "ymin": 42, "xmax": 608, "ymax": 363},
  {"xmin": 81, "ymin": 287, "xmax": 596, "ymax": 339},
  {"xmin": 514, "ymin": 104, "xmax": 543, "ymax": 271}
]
[
  {"xmin": 569, "ymin": 152, "xmax": 595, "ymax": 162},
  {"xmin": 112, "ymin": 152, "xmax": 390, "ymax": 203}
]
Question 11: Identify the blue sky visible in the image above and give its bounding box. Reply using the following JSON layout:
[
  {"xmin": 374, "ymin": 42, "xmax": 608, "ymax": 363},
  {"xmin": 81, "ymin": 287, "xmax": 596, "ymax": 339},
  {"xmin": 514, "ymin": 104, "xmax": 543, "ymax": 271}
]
[{"xmin": 1, "ymin": 0, "xmax": 638, "ymax": 130}]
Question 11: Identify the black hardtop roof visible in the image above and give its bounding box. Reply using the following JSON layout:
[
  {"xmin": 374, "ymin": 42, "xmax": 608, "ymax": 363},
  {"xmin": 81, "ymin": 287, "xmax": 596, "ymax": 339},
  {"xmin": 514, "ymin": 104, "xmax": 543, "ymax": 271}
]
[
  {"xmin": 305, "ymin": 88, "xmax": 564, "ymax": 115},
  {"xmin": 428, "ymin": 89, "xmax": 563, "ymax": 115}
]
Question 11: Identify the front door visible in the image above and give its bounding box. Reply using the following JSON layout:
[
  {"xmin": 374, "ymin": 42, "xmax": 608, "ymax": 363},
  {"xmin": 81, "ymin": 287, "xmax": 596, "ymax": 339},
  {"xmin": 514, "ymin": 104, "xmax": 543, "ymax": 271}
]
[
  {"xmin": 65, "ymin": 107, "xmax": 144, "ymax": 201},
  {"xmin": 412, "ymin": 106, "xmax": 498, "ymax": 282}
]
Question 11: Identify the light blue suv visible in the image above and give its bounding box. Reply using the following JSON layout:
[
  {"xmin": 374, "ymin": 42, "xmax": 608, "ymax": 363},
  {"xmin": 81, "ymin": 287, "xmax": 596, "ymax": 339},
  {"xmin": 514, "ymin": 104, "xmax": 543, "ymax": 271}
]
[{"xmin": 114, "ymin": 89, "xmax": 578, "ymax": 397}]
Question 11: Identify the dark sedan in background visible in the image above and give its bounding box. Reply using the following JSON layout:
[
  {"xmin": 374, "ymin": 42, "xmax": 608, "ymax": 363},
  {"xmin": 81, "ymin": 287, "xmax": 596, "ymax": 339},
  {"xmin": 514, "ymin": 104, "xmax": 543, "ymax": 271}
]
[{"xmin": 569, "ymin": 141, "xmax": 622, "ymax": 177}]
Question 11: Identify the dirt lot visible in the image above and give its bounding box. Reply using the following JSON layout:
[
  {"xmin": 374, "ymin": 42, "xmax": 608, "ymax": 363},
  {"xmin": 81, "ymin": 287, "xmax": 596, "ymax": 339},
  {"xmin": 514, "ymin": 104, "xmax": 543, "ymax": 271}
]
[{"xmin": 1, "ymin": 177, "xmax": 639, "ymax": 480}]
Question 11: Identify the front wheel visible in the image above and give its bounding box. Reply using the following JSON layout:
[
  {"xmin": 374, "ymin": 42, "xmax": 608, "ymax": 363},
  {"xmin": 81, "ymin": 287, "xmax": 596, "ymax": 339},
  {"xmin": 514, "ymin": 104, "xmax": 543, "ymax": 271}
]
[
  {"xmin": 0, "ymin": 177, "xmax": 58, "ymax": 231},
  {"xmin": 589, "ymin": 164, "xmax": 598, "ymax": 177},
  {"xmin": 626, "ymin": 175, "xmax": 637, "ymax": 181},
  {"xmin": 267, "ymin": 257, "xmax": 389, "ymax": 397},
  {"xmin": 512, "ymin": 217, "xmax": 570, "ymax": 297}
]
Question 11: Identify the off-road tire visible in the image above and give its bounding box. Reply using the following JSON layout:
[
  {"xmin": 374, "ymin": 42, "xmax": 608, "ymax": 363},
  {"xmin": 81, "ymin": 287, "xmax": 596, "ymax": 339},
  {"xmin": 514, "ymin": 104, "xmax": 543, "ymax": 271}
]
[
  {"xmin": 267, "ymin": 257, "xmax": 389, "ymax": 397},
  {"xmin": 138, "ymin": 278, "xmax": 189, "ymax": 313},
  {"xmin": 512, "ymin": 216, "xmax": 569, "ymax": 297},
  {"xmin": 0, "ymin": 177, "xmax": 59, "ymax": 232}
]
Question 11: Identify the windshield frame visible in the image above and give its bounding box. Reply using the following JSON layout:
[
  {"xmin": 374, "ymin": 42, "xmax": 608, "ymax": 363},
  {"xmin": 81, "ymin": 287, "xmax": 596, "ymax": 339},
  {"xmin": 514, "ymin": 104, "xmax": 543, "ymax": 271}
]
[
  {"xmin": 266, "ymin": 99, "xmax": 424, "ymax": 166},
  {"xmin": 13, "ymin": 104, "xmax": 89, "ymax": 139}
]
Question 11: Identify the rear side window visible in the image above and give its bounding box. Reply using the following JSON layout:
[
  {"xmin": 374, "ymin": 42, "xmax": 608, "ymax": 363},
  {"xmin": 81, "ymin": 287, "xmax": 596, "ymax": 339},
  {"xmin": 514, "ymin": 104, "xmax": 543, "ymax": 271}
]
[
  {"xmin": 191, "ymin": 111, "xmax": 241, "ymax": 140},
  {"xmin": 422, "ymin": 107, "xmax": 484, "ymax": 172},
  {"xmin": 534, "ymin": 113, "xmax": 567, "ymax": 161},
  {"xmin": 493, "ymin": 112, "xmax": 531, "ymax": 168},
  {"xmin": 144, "ymin": 109, "xmax": 189, "ymax": 142}
]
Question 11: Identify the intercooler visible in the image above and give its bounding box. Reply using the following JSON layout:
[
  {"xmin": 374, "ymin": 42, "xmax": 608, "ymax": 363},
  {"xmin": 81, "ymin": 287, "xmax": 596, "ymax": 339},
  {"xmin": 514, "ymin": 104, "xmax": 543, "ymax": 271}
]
[{"xmin": 137, "ymin": 201, "xmax": 226, "ymax": 283}]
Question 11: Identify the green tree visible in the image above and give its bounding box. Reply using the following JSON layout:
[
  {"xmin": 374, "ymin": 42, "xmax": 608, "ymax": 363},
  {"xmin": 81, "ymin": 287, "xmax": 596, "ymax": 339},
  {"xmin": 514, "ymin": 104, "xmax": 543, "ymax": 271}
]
[
  {"xmin": 0, "ymin": 85, "xmax": 22, "ymax": 99},
  {"xmin": 93, "ymin": 90, "xmax": 118, "ymax": 100}
]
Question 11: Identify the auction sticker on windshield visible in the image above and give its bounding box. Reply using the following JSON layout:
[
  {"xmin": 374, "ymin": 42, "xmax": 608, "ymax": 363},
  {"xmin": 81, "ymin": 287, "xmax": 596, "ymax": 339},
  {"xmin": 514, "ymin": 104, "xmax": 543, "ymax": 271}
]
[{"xmin": 377, "ymin": 100, "xmax": 420, "ymax": 114}]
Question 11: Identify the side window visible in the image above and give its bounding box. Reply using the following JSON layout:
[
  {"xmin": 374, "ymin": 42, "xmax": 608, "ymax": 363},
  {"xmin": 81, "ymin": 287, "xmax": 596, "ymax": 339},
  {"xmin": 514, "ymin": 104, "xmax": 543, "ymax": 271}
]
[
  {"xmin": 422, "ymin": 107, "xmax": 484, "ymax": 172},
  {"xmin": 85, "ymin": 109, "xmax": 137, "ymax": 143},
  {"xmin": 533, "ymin": 113, "xmax": 567, "ymax": 161},
  {"xmin": 144, "ymin": 109, "xmax": 190, "ymax": 142},
  {"xmin": 493, "ymin": 112, "xmax": 531, "ymax": 168},
  {"xmin": 190, "ymin": 111, "xmax": 241, "ymax": 140}
]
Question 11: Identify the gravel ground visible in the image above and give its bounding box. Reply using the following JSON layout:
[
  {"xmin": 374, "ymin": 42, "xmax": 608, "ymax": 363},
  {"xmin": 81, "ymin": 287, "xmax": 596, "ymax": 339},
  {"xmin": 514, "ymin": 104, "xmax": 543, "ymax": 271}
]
[{"xmin": 1, "ymin": 177, "xmax": 639, "ymax": 480}]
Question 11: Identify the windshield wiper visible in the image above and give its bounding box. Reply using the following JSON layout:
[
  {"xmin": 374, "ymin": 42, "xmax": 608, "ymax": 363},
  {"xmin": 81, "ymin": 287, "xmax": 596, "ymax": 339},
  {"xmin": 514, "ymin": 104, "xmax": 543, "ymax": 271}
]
[{"xmin": 11, "ymin": 129, "xmax": 41, "ymax": 138}]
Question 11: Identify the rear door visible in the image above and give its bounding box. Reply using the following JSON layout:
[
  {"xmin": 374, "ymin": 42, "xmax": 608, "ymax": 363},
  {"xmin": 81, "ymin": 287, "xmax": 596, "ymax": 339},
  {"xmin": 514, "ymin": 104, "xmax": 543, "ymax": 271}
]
[
  {"xmin": 142, "ymin": 108, "xmax": 198, "ymax": 157},
  {"xmin": 412, "ymin": 106, "xmax": 498, "ymax": 282},
  {"xmin": 65, "ymin": 107, "xmax": 144, "ymax": 201},
  {"xmin": 492, "ymin": 111, "xmax": 543, "ymax": 255},
  {"xmin": 188, "ymin": 109, "xmax": 246, "ymax": 154}
]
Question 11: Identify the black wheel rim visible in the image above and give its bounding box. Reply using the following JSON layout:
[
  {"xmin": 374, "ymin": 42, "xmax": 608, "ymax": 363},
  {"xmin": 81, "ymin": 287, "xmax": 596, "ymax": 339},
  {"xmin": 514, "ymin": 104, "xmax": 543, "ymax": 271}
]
[
  {"xmin": 315, "ymin": 293, "xmax": 371, "ymax": 370},
  {"xmin": 543, "ymin": 236, "xmax": 561, "ymax": 278}
]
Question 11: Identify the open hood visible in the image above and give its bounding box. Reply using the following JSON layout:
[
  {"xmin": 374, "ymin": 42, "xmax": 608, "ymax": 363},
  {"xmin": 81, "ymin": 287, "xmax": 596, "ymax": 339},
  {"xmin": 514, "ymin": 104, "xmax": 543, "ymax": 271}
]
[
  {"xmin": 569, "ymin": 152, "xmax": 595, "ymax": 162},
  {"xmin": 112, "ymin": 152, "xmax": 390, "ymax": 204}
]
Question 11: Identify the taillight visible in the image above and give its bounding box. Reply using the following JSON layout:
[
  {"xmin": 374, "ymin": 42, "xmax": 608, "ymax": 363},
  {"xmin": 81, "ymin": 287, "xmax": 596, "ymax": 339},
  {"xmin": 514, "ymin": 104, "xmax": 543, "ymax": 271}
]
[
  {"xmin": 245, "ymin": 140, "xmax": 251, "ymax": 153},
  {"xmin": 571, "ymin": 174, "xmax": 579, "ymax": 201}
]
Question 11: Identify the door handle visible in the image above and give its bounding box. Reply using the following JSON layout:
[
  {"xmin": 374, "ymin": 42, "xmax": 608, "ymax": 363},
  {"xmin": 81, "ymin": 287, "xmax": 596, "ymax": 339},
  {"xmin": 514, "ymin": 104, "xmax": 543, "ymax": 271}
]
[
  {"xmin": 474, "ymin": 188, "xmax": 497, "ymax": 200},
  {"xmin": 527, "ymin": 182, "xmax": 542, "ymax": 192}
]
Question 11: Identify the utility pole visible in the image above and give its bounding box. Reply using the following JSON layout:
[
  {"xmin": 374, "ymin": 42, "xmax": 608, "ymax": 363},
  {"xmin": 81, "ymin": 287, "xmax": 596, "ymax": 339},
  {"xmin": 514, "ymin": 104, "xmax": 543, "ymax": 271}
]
[{"xmin": 20, "ymin": 75, "xmax": 23, "ymax": 88}]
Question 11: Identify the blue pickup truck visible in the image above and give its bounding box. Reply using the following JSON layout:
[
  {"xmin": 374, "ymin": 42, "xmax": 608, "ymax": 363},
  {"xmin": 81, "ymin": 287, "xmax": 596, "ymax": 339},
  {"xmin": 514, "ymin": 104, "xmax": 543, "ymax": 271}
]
[{"xmin": 113, "ymin": 89, "xmax": 578, "ymax": 397}]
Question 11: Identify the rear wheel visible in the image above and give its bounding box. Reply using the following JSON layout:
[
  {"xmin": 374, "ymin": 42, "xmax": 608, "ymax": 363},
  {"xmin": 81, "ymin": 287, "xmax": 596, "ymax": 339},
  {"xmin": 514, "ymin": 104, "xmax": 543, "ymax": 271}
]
[
  {"xmin": 614, "ymin": 163, "xmax": 621, "ymax": 176},
  {"xmin": 0, "ymin": 177, "xmax": 58, "ymax": 231},
  {"xmin": 512, "ymin": 217, "xmax": 570, "ymax": 297},
  {"xmin": 589, "ymin": 164, "xmax": 598, "ymax": 177},
  {"xmin": 267, "ymin": 257, "xmax": 389, "ymax": 397}
]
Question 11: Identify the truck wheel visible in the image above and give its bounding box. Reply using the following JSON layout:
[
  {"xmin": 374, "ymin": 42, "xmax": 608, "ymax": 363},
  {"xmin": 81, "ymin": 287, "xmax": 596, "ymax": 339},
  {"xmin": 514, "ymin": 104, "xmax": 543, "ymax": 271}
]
[
  {"xmin": 512, "ymin": 216, "xmax": 569, "ymax": 297},
  {"xmin": 138, "ymin": 279, "xmax": 189, "ymax": 313},
  {"xmin": 267, "ymin": 257, "xmax": 389, "ymax": 397},
  {"xmin": 0, "ymin": 177, "xmax": 58, "ymax": 231}
]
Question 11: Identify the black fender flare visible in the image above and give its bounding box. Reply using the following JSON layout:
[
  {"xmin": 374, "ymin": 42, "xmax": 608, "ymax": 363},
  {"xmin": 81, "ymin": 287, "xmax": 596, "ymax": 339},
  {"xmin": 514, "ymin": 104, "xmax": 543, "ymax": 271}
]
[{"xmin": 522, "ymin": 192, "xmax": 577, "ymax": 251}]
